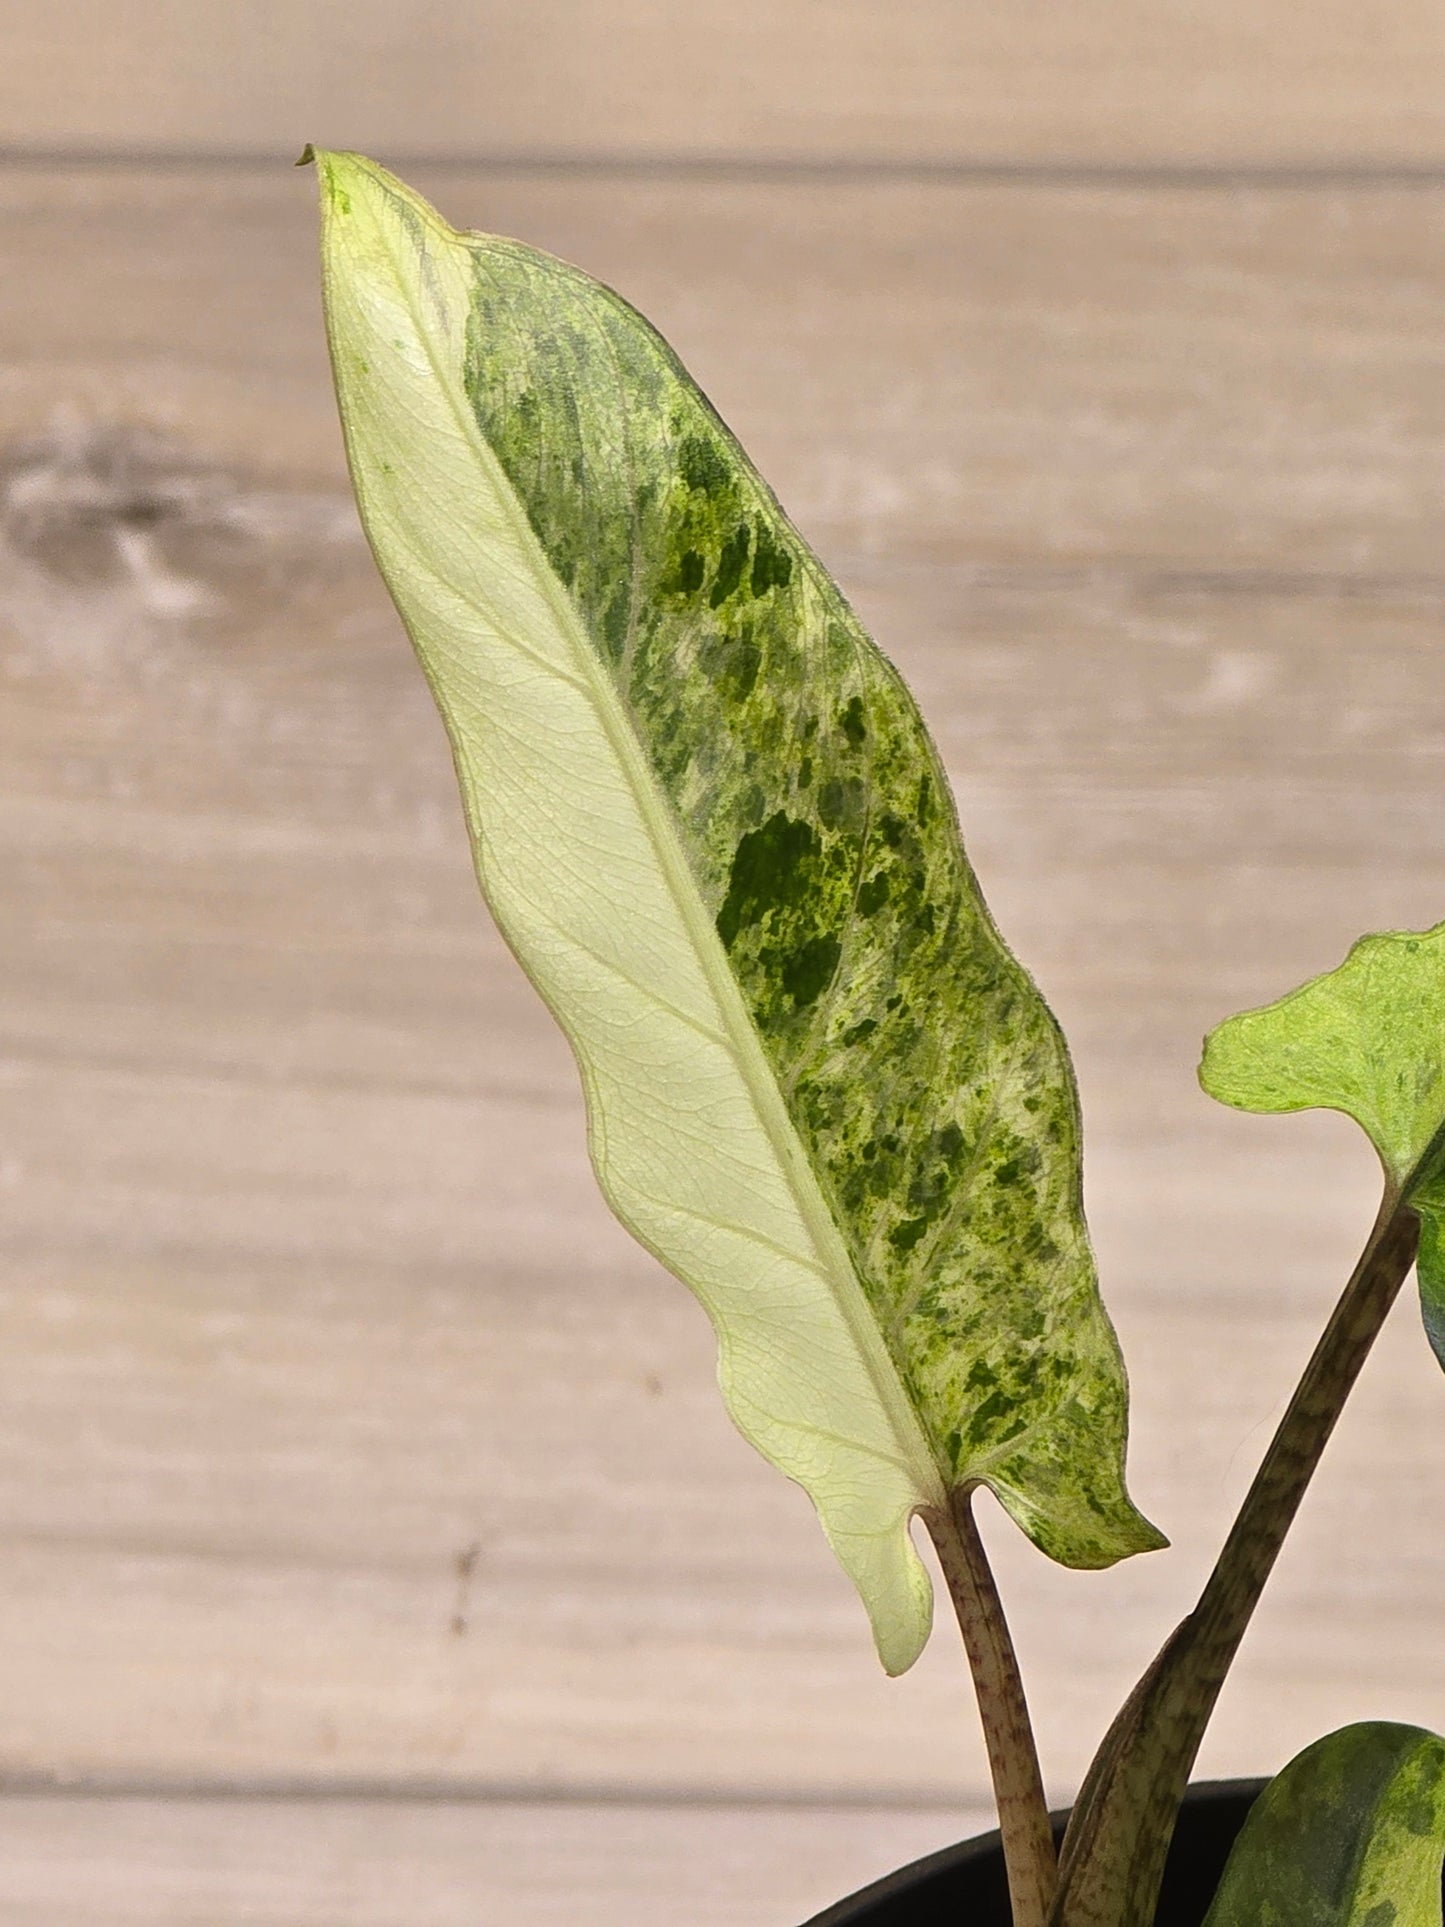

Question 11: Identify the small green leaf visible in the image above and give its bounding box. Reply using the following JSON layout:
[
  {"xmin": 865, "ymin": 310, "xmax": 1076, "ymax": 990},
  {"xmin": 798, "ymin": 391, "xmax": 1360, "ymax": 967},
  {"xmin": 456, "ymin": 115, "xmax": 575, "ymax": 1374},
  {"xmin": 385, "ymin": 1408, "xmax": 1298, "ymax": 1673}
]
[
  {"xmin": 1200, "ymin": 924, "xmax": 1445, "ymax": 1368},
  {"xmin": 1204, "ymin": 1722, "xmax": 1445, "ymax": 1927},
  {"xmin": 312, "ymin": 150, "xmax": 1160, "ymax": 1673}
]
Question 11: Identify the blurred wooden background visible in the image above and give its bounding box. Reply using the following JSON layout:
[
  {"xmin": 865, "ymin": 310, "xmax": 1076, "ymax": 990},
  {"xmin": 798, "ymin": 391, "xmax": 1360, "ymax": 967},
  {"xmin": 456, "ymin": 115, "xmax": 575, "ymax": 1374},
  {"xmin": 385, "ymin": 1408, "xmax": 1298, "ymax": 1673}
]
[
  {"xmin": 8, "ymin": 0, "xmax": 1445, "ymax": 168},
  {"xmin": 5, "ymin": 5, "xmax": 1445, "ymax": 1922}
]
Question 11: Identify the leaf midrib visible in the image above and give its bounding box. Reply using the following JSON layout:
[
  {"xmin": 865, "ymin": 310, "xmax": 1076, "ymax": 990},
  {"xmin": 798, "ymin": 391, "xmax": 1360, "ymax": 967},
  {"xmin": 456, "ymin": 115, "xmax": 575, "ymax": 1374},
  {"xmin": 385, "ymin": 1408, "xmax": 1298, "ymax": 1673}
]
[{"xmin": 350, "ymin": 155, "xmax": 945, "ymax": 1507}]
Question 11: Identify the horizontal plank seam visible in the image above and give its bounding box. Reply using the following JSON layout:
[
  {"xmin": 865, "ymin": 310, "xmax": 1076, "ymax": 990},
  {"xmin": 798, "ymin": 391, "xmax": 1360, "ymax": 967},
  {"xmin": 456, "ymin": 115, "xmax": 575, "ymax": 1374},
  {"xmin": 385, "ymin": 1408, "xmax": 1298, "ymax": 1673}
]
[
  {"xmin": 9, "ymin": 148, "xmax": 1445, "ymax": 188},
  {"xmin": 0, "ymin": 1773, "xmax": 995, "ymax": 1812},
  {"xmin": 839, "ymin": 563, "xmax": 1445, "ymax": 603}
]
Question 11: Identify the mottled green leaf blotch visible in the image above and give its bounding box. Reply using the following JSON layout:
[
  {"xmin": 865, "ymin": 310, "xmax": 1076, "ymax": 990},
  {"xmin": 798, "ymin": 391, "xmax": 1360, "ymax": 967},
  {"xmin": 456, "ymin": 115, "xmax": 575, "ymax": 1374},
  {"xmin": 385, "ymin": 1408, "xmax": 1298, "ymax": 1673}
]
[{"xmin": 1204, "ymin": 1723, "xmax": 1445, "ymax": 1927}]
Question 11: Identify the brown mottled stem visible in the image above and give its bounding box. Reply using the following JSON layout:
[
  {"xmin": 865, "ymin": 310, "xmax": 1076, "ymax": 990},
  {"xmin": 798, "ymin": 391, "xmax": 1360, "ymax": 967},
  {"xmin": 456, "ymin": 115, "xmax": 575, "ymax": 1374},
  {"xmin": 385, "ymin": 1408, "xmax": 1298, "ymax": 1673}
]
[
  {"xmin": 928, "ymin": 1488, "xmax": 1057, "ymax": 1927},
  {"xmin": 1052, "ymin": 1190, "xmax": 1422, "ymax": 1927}
]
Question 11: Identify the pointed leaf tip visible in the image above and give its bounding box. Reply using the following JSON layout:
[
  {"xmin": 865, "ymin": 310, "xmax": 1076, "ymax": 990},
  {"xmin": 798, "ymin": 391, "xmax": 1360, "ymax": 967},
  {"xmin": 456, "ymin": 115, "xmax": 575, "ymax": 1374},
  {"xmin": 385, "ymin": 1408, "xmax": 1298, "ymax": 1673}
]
[
  {"xmin": 1201, "ymin": 921, "xmax": 1445, "ymax": 1377},
  {"xmin": 1200, "ymin": 922, "xmax": 1445, "ymax": 1187}
]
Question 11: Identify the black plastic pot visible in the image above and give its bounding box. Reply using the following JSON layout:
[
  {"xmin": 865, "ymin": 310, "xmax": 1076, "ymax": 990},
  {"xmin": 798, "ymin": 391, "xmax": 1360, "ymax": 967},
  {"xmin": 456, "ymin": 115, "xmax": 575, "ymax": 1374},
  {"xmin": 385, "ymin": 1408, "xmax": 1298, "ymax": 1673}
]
[{"xmin": 803, "ymin": 1781, "xmax": 1264, "ymax": 1927}]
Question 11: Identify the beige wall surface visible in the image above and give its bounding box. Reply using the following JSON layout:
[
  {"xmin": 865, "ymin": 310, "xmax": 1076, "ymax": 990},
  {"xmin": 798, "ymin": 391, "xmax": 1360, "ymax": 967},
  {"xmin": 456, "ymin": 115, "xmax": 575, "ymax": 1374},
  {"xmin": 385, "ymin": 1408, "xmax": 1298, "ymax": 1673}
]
[
  {"xmin": 6, "ymin": 154, "xmax": 1445, "ymax": 1804},
  {"xmin": 6, "ymin": 7, "xmax": 1445, "ymax": 1924},
  {"xmin": 5, "ymin": 0, "xmax": 1445, "ymax": 168}
]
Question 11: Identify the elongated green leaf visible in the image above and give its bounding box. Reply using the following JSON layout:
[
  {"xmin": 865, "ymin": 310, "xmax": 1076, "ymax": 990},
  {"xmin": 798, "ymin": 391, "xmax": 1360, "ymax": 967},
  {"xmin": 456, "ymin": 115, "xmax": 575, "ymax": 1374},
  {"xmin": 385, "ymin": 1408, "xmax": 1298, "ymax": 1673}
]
[
  {"xmin": 1204, "ymin": 1723, "xmax": 1445, "ymax": 1927},
  {"xmin": 312, "ymin": 149, "xmax": 1161, "ymax": 1672},
  {"xmin": 1200, "ymin": 924, "xmax": 1445, "ymax": 1368}
]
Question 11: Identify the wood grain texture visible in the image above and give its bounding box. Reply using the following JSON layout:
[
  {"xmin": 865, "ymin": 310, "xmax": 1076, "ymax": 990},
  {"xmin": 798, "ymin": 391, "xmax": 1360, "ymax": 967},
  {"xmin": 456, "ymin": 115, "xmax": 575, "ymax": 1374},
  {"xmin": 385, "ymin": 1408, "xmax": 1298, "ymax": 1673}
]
[
  {"xmin": 0, "ymin": 1796, "xmax": 993, "ymax": 1926},
  {"xmin": 2, "ymin": 165, "xmax": 1445, "ymax": 1844},
  {"xmin": 5, "ymin": 2, "xmax": 1445, "ymax": 169}
]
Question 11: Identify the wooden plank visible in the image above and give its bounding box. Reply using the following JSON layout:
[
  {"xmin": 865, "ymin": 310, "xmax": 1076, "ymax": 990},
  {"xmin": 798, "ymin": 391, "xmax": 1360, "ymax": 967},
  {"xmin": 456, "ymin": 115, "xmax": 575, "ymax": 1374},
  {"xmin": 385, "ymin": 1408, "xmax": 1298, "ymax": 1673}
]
[
  {"xmin": 2, "ymin": 165, "xmax": 1445, "ymax": 1805},
  {"xmin": 0, "ymin": 1796, "xmax": 993, "ymax": 1927},
  {"xmin": 5, "ymin": 2, "xmax": 1445, "ymax": 170}
]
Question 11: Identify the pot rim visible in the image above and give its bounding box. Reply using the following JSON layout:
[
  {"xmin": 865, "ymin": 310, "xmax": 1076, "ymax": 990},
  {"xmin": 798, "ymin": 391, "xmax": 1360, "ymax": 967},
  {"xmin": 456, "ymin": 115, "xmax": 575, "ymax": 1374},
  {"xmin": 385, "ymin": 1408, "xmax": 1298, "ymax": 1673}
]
[{"xmin": 801, "ymin": 1777, "xmax": 1267, "ymax": 1927}]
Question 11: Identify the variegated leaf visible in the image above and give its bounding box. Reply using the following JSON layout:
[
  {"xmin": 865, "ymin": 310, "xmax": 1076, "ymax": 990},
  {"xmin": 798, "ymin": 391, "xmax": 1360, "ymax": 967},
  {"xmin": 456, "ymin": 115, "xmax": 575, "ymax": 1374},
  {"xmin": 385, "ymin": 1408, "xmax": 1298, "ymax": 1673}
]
[
  {"xmin": 1204, "ymin": 1723, "xmax": 1445, "ymax": 1927},
  {"xmin": 1200, "ymin": 923, "xmax": 1445, "ymax": 1368},
  {"xmin": 311, "ymin": 149, "xmax": 1161, "ymax": 1673}
]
